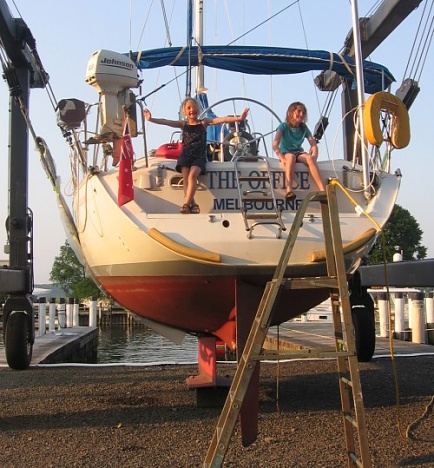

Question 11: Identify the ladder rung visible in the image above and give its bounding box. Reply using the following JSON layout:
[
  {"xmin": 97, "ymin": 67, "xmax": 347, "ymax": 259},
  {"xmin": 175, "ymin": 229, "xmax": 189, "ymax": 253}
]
[
  {"xmin": 245, "ymin": 213, "xmax": 278, "ymax": 219},
  {"xmin": 204, "ymin": 185, "xmax": 371, "ymax": 467},
  {"xmin": 340, "ymin": 376, "xmax": 353, "ymax": 387},
  {"xmin": 243, "ymin": 189, "xmax": 270, "ymax": 195},
  {"xmin": 242, "ymin": 197, "xmax": 273, "ymax": 202},
  {"xmin": 344, "ymin": 412, "xmax": 358, "ymax": 428},
  {"xmin": 349, "ymin": 452, "xmax": 363, "ymax": 468},
  {"xmin": 238, "ymin": 176, "xmax": 269, "ymax": 182},
  {"xmin": 236, "ymin": 156, "xmax": 260, "ymax": 162},
  {"xmin": 281, "ymin": 277, "xmax": 339, "ymax": 290}
]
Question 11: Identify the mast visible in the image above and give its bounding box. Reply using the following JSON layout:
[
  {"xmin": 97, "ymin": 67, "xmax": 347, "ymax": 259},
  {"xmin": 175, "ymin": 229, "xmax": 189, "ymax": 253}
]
[
  {"xmin": 350, "ymin": 0, "xmax": 371, "ymax": 198},
  {"xmin": 193, "ymin": 0, "xmax": 204, "ymax": 93}
]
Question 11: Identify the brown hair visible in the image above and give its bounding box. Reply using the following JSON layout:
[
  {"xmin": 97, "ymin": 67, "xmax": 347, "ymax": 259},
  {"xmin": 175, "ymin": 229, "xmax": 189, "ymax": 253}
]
[{"xmin": 285, "ymin": 101, "xmax": 308, "ymax": 128}]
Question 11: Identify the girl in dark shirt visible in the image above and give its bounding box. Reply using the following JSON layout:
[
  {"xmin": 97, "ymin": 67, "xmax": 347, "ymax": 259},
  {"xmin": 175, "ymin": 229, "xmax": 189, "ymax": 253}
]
[{"xmin": 144, "ymin": 98, "xmax": 249, "ymax": 214}]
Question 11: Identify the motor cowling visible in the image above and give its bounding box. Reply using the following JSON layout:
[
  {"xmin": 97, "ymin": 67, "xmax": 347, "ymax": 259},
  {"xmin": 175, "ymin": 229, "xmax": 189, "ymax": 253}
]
[{"xmin": 85, "ymin": 50, "xmax": 139, "ymax": 138}]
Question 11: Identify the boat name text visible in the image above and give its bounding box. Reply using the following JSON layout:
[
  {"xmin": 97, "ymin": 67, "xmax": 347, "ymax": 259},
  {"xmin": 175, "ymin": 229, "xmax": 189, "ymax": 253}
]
[{"xmin": 208, "ymin": 169, "xmax": 311, "ymax": 190}]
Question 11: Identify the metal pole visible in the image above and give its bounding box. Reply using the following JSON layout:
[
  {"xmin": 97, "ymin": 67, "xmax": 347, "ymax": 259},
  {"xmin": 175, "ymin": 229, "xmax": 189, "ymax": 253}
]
[
  {"xmin": 38, "ymin": 297, "xmax": 47, "ymax": 336},
  {"xmin": 350, "ymin": 0, "xmax": 371, "ymax": 198},
  {"xmin": 48, "ymin": 297, "xmax": 56, "ymax": 332},
  {"xmin": 393, "ymin": 292, "xmax": 405, "ymax": 336},
  {"xmin": 377, "ymin": 292, "xmax": 388, "ymax": 337},
  {"xmin": 66, "ymin": 297, "xmax": 74, "ymax": 327},
  {"xmin": 89, "ymin": 297, "xmax": 97, "ymax": 327},
  {"xmin": 411, "ymin": 292, "xmax": 425, "ymax": 344}
]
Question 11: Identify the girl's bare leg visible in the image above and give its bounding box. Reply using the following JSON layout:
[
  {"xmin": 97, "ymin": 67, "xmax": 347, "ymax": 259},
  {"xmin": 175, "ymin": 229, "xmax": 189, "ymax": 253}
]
[
  {"xmin": 183, "ymin": 166, "xmax": 201, "ymax": 206},
  {"xmin": 296, "ymin": 154, "xmax": 325, "ymax": 191},
  {"xmin": 284, "ymin": 153, "xmax": 296, "ymax": 193}
]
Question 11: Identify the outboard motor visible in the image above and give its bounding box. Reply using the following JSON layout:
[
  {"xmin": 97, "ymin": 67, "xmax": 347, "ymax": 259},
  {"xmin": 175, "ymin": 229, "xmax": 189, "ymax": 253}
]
[{"xmin": 85, "ymin": 49, "xmax": 139, "ymax": 139}]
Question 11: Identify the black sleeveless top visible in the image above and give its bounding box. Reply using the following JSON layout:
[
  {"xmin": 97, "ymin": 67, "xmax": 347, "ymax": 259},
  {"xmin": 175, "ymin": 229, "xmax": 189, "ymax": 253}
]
[{"xmin": 176, "ymin": 122, "xmax": 207, "ymax": 174}]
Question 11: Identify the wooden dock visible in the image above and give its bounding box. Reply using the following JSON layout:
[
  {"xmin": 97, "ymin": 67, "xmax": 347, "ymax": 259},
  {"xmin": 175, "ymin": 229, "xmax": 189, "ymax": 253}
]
[
  {"xmin": 0, "ymin": 327, "xmax": 98, "ymax": 367},
  {"xmin": 265, "ymin": 321, "xmax": 434, "ymax": 357},
  {"xmin": 1, "ymin": 320, "xmax": 432, "ymax": 369}
]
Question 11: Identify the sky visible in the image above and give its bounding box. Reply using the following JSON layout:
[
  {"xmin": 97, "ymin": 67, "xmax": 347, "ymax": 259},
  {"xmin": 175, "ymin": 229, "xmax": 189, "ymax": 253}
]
[{"xmin": 0, "ymin": 0, "xmax": 433, "ymax": 284}]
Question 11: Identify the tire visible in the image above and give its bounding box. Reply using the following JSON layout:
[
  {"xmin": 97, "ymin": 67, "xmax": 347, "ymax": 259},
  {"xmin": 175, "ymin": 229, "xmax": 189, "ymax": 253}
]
[
  {"xmin": 4, "ymin": 312, "xmax": 33, "ymax": 370},
  {"xmin": 350, "ymin": 293, "xmax": 376, "ymax": 362}
]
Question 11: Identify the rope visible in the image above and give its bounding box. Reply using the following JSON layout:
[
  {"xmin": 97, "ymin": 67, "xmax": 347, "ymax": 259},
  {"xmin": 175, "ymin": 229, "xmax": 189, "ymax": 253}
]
[
  {"xmin": 330, "ymin": 179, "xmax": 434, "ymax": 440},
  {"xmin": 275, "ymin": 324, "xmax": 281, "ymax": 413}
]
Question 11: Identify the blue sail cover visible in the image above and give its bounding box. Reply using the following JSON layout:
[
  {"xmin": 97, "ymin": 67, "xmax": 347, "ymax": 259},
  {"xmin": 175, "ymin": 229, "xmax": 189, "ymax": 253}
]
[{"xmin": 129, "ymin": 45, "xmax": 394, "ymax": 94}]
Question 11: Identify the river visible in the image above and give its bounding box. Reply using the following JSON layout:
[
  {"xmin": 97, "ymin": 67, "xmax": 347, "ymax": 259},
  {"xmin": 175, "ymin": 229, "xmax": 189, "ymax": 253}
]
[
  {"xmin": 96, "ymin": 325, "xmax": 199, "ymax": 364},
  {"xmin": 0, "ymin": 325, "xmax": 199, "ymax": 365}
]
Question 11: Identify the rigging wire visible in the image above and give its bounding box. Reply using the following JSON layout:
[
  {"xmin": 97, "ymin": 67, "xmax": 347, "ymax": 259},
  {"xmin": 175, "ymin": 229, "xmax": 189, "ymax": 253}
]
[
  {"xmin": 403, "ymin": 0, "xmax": 434, "ymax": 82},
  {"xmin": 134, "ymin": 0, "xmax": 155, "ymax": 52},
  {"xmin": 296, "ymin": 1, "xmax": 333, "ymax": 158},
  {"xmin": 134, "ymin": 1, "xmax": 183, "ymax": 111},
  {"xmin": 226, "ymin": 0, "xmax": 299, "ymax": 46},
  {"xmin": 160, "ymin": 0, "xmax": 173, "ymax": 47}
]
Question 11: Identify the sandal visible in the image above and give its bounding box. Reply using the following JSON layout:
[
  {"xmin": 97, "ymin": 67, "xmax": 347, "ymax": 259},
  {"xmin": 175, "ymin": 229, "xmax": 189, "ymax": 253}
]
[
  {"xmin": 180, "ymin": 204, "xmax": 190, "ymax": 214},
  {"xmin": 285, "ymin": 192, "xmax": 296, "ymax": 201},
  {"xmin": 190, "ymin": 203, "xmax": 200, "ymax": 214}
]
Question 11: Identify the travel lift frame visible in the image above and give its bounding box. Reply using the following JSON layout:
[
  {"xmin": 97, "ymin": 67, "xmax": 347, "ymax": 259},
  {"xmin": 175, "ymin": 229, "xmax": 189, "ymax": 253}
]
[
  {"xmin": 0, "ymin": 1, "xmax": 47, "ymax": 369},
  {"xmin": 204, "ymin": 184, "xmax": 372, "ymax": 467},
  {"xmin": 0, "ymin": 0, "xmax": 428, "ymax": 374}
]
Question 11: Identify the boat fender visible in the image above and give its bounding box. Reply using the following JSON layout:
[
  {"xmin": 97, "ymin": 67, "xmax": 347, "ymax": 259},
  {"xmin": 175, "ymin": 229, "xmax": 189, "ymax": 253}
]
[
  {"xmin": 148, "ymin": 228, "xmax": 221, "ymax": 263},
  {"xmin": 155, "ymin": 142, "xmax": 183, "ymax": 159},
  {"xmin": 363, "ymin": 91, "xmax": 410, "ymax": 149},
  {"xmin": 310, "ymin": 228, "xmax": 377, "ymax": 263}
]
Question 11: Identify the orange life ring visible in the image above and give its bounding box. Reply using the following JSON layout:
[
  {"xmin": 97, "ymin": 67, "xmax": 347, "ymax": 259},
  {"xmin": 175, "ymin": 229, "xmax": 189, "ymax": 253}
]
[{"xmin": 363, "ymin": 91, "xmax": 410, "ymax": 149}]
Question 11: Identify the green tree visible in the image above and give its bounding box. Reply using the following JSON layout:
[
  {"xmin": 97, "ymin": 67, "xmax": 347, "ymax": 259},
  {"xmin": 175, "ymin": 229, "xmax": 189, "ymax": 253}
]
[
  {"xmin": 50, "ymin": 240, "xmax": 102, "ymax": 301},
  {"xmin": 367, "ymin": 204, "xmax": 427, "ymax": 264}
]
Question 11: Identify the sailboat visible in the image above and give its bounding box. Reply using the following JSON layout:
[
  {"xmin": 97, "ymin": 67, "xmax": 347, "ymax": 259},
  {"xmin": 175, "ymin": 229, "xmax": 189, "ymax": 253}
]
[{"xmin": 44, "ymin": 1, "xmax": 415, "ymax": 369}]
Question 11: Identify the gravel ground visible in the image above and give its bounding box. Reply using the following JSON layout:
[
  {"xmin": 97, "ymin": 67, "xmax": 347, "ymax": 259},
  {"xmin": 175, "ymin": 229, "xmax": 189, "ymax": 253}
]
[{"xmin": 0, "ymin": 356, "xmax": 433, "ymax": 467}]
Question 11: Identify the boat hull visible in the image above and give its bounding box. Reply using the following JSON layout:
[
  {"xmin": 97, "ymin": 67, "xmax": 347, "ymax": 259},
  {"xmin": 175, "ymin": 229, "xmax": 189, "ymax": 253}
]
[{"xmin": 73, "ymin": 156, "xmax": 400, "ymax": 347}]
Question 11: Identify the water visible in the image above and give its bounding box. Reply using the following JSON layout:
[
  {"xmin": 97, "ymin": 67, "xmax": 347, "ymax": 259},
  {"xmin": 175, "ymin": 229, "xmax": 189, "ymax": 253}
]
[
  {"xmin": 96, "ymin": 325, "xmax": 199, "ymax": 364},
  {"xmin": 0, "ymin": 325, "xmax": 200, "ymax": 365}
]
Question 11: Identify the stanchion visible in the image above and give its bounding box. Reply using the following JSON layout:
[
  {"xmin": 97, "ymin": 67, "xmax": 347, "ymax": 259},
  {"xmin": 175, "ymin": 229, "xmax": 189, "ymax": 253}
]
[
  {"xmin": 38, "ymin": 297, "xmax": 47, "ymax": 336},
  {"xmin": 378, "ymin": 292, "xmax": 388, "ymax": 337},
  {"xmin": 58, "ymin": 298, "xmax": 66, "ymax": 328},
  {"xmin": 393, "ymin": 292, "xmax": 405, "ymax": 339},
  {"xmin": 408, "ymin": 294, "xmax": 413, "ymax": 330},
  {"xmin": 89, "ymin": 297, "xmax": 97, "ymax": 327},
  {"xmin": 66, "ymin": 297, "xmax": 74, "ymax": 327},
  {"xmin": 410, "ymin": 292, "xmax": 425, "ymax": 344},
  {"xmin": 73, "ymin": 298, "xmax": 79, "ymax": 327},
  {"xmin": 48, "ymin": 297, "xmax": 56, "ymax": 332},
  {"xmin": 426, "ymin": 292, "xmax": 434, "ymax": 345}
]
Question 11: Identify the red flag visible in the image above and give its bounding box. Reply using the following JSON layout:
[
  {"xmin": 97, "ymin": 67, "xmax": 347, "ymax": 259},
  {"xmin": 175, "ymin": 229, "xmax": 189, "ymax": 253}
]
[{"xmin": 117, "ymin": 120, "xmax": 135, "ymax": 206}]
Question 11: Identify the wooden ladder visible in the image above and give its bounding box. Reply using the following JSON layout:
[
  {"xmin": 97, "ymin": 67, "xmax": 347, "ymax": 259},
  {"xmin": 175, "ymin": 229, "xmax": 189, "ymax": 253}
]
[
  {"xmin": 203, "ymin": 183, "xmax": 372, "ymax": 468},
  {"xmin": 234, "ymin": 155, "xmax": 285, "ymax": 238}
]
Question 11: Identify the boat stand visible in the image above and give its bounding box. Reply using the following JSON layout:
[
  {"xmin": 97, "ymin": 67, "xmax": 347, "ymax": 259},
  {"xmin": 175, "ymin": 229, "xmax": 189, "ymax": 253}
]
[{"xmin": 203, "ymin": 182, "xmax": 372, "ymax": 467}]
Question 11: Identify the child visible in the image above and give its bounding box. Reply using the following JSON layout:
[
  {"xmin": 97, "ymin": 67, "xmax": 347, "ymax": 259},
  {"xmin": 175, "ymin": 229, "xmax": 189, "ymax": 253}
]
[
  {"xmin": 272, "ymin": 101, "xmax": 325, "ymax": 200},
  {"xmin": 144, "ymin": 98, "xmax": 249, "ymax": 214}
]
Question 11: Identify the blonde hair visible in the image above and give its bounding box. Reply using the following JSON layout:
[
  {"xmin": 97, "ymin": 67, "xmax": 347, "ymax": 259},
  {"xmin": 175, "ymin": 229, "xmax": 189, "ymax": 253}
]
[
  {"xmin": 181, "ymin": 97, "xmax": 199, "ymax": 117},
  {"xmin": 285, "ymin": 101, "xmax": 308, "ymax": 128}
]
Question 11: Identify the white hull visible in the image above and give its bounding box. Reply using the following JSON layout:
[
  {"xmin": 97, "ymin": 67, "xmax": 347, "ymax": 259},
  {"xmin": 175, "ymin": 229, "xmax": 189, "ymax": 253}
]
[{"xmin": 72, "ymin": 154, "xmax": 399, "ymax": 346}]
